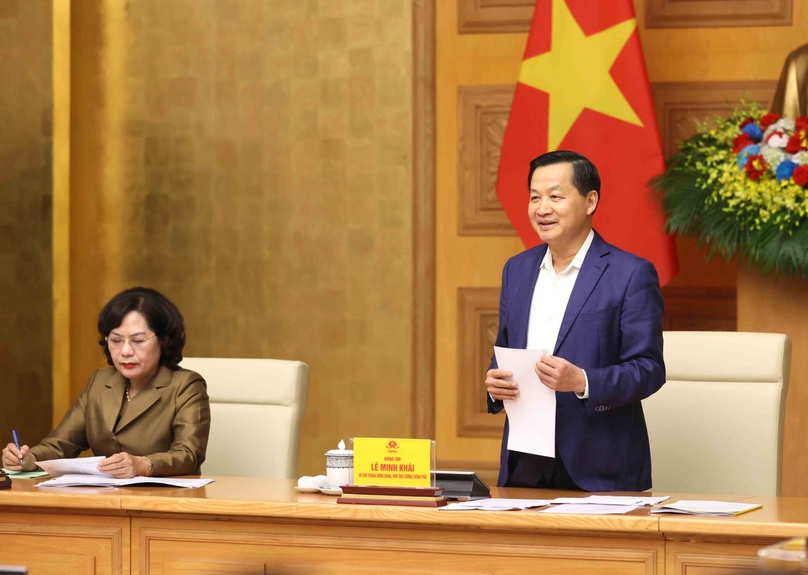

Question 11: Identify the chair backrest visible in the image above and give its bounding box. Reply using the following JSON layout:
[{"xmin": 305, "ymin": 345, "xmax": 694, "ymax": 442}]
[
  {"xmin": 643, "ymin": 331, "xmax": 791, "ymax": 496},
  {"xmin": 180, "ymin": 357, "xmax": 309, "ymax": 479}
]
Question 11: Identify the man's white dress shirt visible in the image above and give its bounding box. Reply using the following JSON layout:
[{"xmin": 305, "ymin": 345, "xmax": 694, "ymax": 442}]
[{"xmin": 526, "ymin": 229, "xmax": 594, "ymax": 399}]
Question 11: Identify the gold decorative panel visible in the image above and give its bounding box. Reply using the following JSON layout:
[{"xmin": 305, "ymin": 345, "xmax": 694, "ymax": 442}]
[
  {"xmin": 457, "ymin": 0, "xmax": 535, "ymax": 34},
  {"xmin": 646, "ymin": 0, "xmax": 792, "ymax": 28},
  {"xmin": 651, "ymin": 80, "xmax": 778, "ymax": 159},
  {"xmin": 457, "ymin": 85, "xmax": 517, "ymax": 236},
  {"xmin": 457, "ymin": 287, "xmax": 504, "ymax": 438},
  {"xmin": 0, "ymin": 0, "xmax": 53, "ymax": 443},
  {"xmin": 65, "ymin": 0, "xmax": 414, "ymax": 476}
]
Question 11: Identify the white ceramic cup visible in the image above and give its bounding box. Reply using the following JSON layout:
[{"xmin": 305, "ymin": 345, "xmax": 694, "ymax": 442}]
[{"xmin": 325, "ymin": 450, "xmax": 353, "ymax": 487}]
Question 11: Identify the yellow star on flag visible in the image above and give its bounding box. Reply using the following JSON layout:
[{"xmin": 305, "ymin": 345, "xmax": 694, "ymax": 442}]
[{"xmin": 518, "ymin": 0, "xmax": 643, "ymax": 151}]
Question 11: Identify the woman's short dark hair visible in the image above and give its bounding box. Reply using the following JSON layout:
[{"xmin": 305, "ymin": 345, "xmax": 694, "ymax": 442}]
[{"xmin": 97, "ymin": 287, "xmax": 185, "ymax": 370}]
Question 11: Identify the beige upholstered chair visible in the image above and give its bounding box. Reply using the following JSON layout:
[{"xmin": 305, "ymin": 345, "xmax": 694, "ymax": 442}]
[
  {"xmin": 643, "ymin": 331, "xmax": 791, "ymax": 496},
  {"xmin": 180, "ymin": 357, "xmax": 309, "ymax": 479}
]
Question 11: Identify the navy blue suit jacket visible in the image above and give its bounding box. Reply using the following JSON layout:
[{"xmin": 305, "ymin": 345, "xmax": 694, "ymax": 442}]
[{"xmin": 488, "ymin": 231, "xmax": 665, "ymax": 492}]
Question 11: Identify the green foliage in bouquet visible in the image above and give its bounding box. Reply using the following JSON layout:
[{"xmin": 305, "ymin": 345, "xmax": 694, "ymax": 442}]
[{"xmin": 652, "ymin": 102, "xmax": 808, "ymax": 277}]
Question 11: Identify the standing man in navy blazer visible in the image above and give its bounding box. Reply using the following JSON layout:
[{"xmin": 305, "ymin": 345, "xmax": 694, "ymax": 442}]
[{"xmin": 486, "ymin": 150, "xmax": 665, "ymax": 492}]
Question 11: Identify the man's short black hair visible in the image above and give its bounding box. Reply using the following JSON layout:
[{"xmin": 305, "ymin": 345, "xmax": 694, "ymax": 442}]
[
  {"xmin": 527, "ymin": 150, "xmax": 601, "ymax": 199},
  {"xmin": 97, "ymin": 287, "xmax": 186, "ymax": 370}
]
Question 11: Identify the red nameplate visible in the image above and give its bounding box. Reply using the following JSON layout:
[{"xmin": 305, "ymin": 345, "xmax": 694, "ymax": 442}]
[
  {"xmin": 341, "ymin": 485, "xmax": 443, "ymax": 497},
  {"xmin": 337, "ymin": 496, "xmax": 447, "ymax": 508}
]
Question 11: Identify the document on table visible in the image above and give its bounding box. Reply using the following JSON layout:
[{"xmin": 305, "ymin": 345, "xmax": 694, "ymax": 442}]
[
  {"xmin": 540, "ymin": 503, "xmax": 641, "ymax": 515},
  {"xmin": 494, "ymin": 346, "xmax": 555, "ymax": 457},
  {"xmin": 650, "ymin": 500, "xmax": 762, "ymax": 517},
  {"xmin": 36, "ymin": 474, "xmax": 214, "ymax": 489},
  {"xmin": 35, "ymin": 456, "xmax": 113, "ymax": 477},
  {"xmin": 552, "ymin": 495, "xmax": 670, "ymax": 507},
  {"xmin": 439, "ymin": 498, "xmax": 554, "ymax": 511}
]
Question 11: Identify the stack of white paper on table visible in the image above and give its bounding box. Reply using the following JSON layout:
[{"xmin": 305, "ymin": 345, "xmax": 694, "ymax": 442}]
[
  {"xmin": 37, "ymin": 475, "xmax": 213, "ymax": 488},
  {"xmin": 441, "ymin": 498, "xmax": 555, "ymax": 511},
  {"xmin": 651, "ymin": 500, "xmax": 762, "ymax": 517},
  {"xmin": 540, "ymin": 503, "xmax": 642, "ymax": 515},
  {"xmin": 551, "ymin": 495, "xmax": 669, "ymax": 506},
  {"xmin": 33, "ymin": 456, "xmax": 212, "ymax": 489},
  {"xmin": 540, "ymin": 495, "xmax": 670, "ymax": 515},
  {"xmin": 441, "ymin": 495, "xmax": 670, "ymax": 514}
]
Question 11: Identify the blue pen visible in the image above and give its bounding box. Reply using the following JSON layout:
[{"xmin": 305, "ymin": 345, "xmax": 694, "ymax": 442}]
[{"xmin": 12, "ymin": 429, "xmax": 23, "ymax": 464}]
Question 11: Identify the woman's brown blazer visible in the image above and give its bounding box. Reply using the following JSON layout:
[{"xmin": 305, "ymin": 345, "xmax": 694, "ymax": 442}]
[{"xmin": 30, "ymin": 366, "xmax": 211, "ymax": 476}]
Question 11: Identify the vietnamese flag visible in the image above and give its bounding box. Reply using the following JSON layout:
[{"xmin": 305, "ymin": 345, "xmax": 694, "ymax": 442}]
[{"xmin": 496, "ymin": 0, "xmax": 678, "ymax": 285}]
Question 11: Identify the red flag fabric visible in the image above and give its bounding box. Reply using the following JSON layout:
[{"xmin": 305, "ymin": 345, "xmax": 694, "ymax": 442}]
[{"xmin": 495, "ymin": 0, "xmax": 678, "ymax": 285}]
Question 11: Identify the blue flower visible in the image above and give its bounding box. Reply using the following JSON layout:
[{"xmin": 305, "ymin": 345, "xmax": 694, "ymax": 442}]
[
  {"xmin": 742, "ymin": 123, "xmax": 764, "ymax": 142},
  {"xmin": 737, "ymin": 145, "xmax": 760, "ymax": 169},
  {"xmin": 775, "ymin": 160, "xmax": 798, "ymax": 182}
]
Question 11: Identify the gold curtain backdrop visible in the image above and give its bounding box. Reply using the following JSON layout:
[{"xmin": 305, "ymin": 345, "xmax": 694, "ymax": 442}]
[
  {"xmin": 0, "ymin": 0, "xmax": 53, "ymax": 445},
  {"xmin": 55, "ymin": 0, "xmax": 413, "ymax": 476}
]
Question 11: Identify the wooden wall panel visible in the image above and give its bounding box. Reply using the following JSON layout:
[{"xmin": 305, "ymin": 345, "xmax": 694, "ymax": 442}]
[
  {"xmin": 52, "ymin": 0, "xmax": 72, "ymax": 426},
  {"xmin": 457, "ymin": 287, "xmax": 504, "ymax": 439},
  {"xmin": 434, "ymin": 0, "xmax": 524, "ymax": 472},
  {"xmin": 651, "ymin": 80, "xmax": 778, "ymax": 329},
  {"xmin": 413, "ymin": 0, "xmax": 437, "ymax": 441},
  {"xmin": 662, "ymin": 287, "xmax": 737, "ymax": 332},
  {"xmin": 460, "ymin": 0, "xmax": 794, "ymax": 33},
  {"xmin": 651, "ymin": 80, "xmax": 779, "ymax": 158},
  {"xmin": 738, "ymin": 267, "xmax": 808, "ymax": 497},
  {"xmin": 453, "ymin": 79, "xmax": 781, "ymax": 241},
  {"xmin": 457, "ymin": 0, "xmax": 534, "ymax": 34},
  {"xmin": 646, "ymin": 0, "xmax": 792, "ymax": 29},
  {"xmin": 457, "ymin": 85, "xmax": 517, "ymax": 236}
]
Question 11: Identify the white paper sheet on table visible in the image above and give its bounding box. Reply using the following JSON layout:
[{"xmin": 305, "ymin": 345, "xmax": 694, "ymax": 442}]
[
  {"xmin": 540, "ymin": 503, "xmax": 641, "ymax": 515},
  {"xmin": 439, "ymin": 498, "xmax": 554, "ymax": 511},
  {"xmin": 441, "ymin": 503, "xmax": 508, "ymax": 511},
  {"xmin": 35, "ymin": 456, "xmax": 113, "ymax": 477},
  {"xmin": 36, "ymin": 474, "xmax": 213, "ymax": 488},
  {"xmin": 551, "ymin": 495, "xmax": 670, "ymax": 507},
  {"xmin": 494, "ymin": 346, "xmax": 555, "ymax": 457}
]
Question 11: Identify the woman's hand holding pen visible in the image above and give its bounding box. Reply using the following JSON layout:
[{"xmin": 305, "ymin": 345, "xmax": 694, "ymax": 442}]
[{"xmin": 1, "ymin": 443, "xmax": 36, "ymax": 471}]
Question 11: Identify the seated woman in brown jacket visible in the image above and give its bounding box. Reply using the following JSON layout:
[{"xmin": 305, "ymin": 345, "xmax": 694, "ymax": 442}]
[{"xmin": 1, "ymin": 287, "xmax": 211, "ymax": 477}]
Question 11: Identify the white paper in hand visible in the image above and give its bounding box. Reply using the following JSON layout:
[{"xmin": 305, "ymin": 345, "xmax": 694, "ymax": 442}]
[
  {"xmin": 35, "ymin": 456, "xmax": 114, "ymax": 477},
  {"xmin": 494, "ymin": 346, "xmax": 556, "ymax": 458}
]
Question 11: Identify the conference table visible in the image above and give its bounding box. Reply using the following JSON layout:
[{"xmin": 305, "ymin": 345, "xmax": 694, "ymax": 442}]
[{"xmin": 1, "ymin": 477, "xmax": 806, "ymax": 575}]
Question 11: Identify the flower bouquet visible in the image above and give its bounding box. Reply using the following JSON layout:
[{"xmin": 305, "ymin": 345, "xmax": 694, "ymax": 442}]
[{"xmin": 652, "ymin": 102, "xmax": 808, "ymax": 276}]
